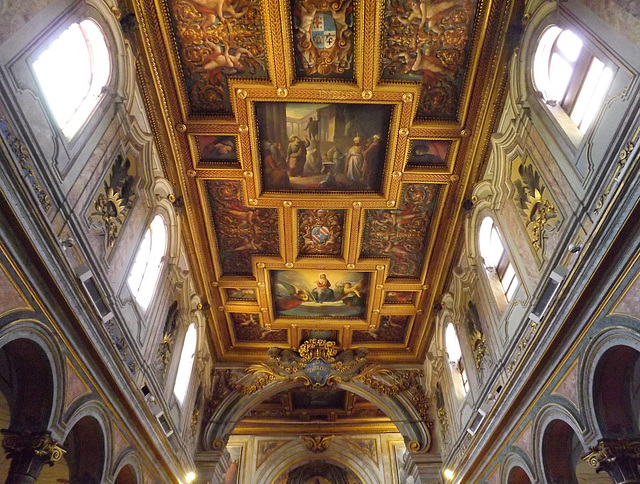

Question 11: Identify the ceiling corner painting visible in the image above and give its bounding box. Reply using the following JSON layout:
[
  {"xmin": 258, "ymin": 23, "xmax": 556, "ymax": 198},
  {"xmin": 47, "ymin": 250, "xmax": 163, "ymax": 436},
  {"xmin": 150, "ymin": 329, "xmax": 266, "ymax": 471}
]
[
  {"xmin": 231, "ymin": 313, "xmax": 288, "ymax": 342},
  {"xmin": 271, "ymin": 270, "xmax": 369, "ymax": 319},
  {"xmin": 408, "ymin": 139, "xmax": 451, "ymax": 167},
  {"xmin": 352, "ymin": 315, "xmax": 411, "ymax": 343},
  {"xmin": 195, "ymin": 135, "xmax": 238, "ymax": 163},
  {"xmin": 361, "ymin": 183, "xmax": 440, "ymax": 278},
  {"xmin": 298, "ymin": 208, "xmax": 345, "ymax": 256},
  {"xmin": 291, "ymin": 0, "xmax": 355, "ymax": 80},
  {"xmin": 206, "ymin": 180, "xmax": 280, "ymax": 275},
  {"xmin": 169, "ymin": 0, "xmax": 269, "ymax": 114},
  {"xmin": 256, "ymin": 102, "xmax": 392, "ymax": 192},
  {"xmin": 381, "ymin": 0, "xmax": 479, "ymax": 119}
]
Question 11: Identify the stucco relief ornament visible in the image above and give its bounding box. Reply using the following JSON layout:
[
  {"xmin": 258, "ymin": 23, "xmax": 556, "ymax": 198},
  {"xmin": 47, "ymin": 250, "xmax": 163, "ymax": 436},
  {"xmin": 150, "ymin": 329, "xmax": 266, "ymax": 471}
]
[
  {"xmin": 90, "ymin": 154, "xmax": 135, "ymax": 251},
  {"xmin": 512, "ymin": 157, "xmax": 559, "ymax": 253},
  {"xmin": 301, "ymin": 434, "xmax": 334, "ymax": 453}
]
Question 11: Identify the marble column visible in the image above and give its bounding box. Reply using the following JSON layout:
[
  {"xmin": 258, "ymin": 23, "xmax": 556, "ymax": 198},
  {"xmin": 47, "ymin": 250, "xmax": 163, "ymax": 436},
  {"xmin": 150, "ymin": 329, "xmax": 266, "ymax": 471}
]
[
  {"xmin": 1, "ymin": 430, "xmax": 65, "ymax": 484},
  {"xmin": 583, "ymin": 438, "xmax": 640, "ymax": 484}
]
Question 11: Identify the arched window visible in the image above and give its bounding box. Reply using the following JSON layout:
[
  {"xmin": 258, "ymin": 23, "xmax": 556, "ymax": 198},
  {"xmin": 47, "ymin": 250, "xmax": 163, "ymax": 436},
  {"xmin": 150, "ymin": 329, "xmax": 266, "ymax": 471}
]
[
  {"xmin": 445, "ymin": 323, "xmax": 469, "ymax": 395},
  {"xmin": 32, "ymin": 19, "xmax": 111, "ymax": 140},
  {"xmin": 533, "ymin": 26, "xmax": 613, "ymax": 135},
  {"xmin": 173, "ymin": 323, "xmax": 197, "ymax": 406},
  {"xmin": 127, "ymin": 215, "xmax": 167, "ymax": 311},
  {"xmin": 479, "ymin": 217, "xmax": 519, "ymax": 302}
]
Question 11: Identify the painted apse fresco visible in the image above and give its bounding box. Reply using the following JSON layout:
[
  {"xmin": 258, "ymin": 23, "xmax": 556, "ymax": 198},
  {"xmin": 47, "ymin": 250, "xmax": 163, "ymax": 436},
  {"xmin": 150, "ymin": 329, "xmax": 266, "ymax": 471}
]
[
  {"xmin": 169, "ymin": 0, "xmax": 268, "ymax": 114},
  {"xmin": 206, "ymin": 180, "xmax": 279, "ymax": 275},
  {"xmin": 361, "ymin": 183, "xmax": 440, "ymax": 278},
  {"xmin": 271, "ymin": 270, "xmax": 369, "ymax": 319},
  {"xmin": 274, "ymin": 461, "xmax": 363, "ymax": 484},
  {"xmin": 291, "ymin": 0, "xmax": 355, "ymax": 79},
  {"xmin": 256, "ymin": 102, "xmax": 392, "ymax": 192},
  {"xmin": 381, "ymin": 0, "xmax": 478, "ymax": 119}
]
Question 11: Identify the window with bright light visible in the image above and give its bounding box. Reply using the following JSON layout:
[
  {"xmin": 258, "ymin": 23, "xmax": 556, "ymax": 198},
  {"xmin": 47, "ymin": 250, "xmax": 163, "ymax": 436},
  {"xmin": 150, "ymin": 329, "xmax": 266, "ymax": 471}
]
[
  {"xmin": 127, "ymin": 215, "xmax": 167, "ymax": 311},
  {"xmin": 173, "ymin": 323, "xmax": 197, "ymax": 405},
  {"xmin": 32, "ymin": 19, "xmax": 111, "ymax": 140},
  {"xmin": 479, "ymin": 217, "xmax": 519, "ymax": 302},
  {"xmin": 446, "ymin": 323, "xmax": 469, "ymax": 395},
  {"xmin": 533, "ymin": 26, "xmax": 613, "ymax": 135}
]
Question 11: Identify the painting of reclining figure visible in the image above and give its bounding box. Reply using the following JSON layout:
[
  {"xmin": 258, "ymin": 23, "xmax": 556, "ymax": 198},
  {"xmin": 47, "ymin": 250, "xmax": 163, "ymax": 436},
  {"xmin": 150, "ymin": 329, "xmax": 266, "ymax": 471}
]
[
  {"xmin": 256, "ymin": 102, "xmax": 392, "ymax": 192},
  {"xmin": 271, "ymin": 269, "xmax": 370, "ymax": 319}
]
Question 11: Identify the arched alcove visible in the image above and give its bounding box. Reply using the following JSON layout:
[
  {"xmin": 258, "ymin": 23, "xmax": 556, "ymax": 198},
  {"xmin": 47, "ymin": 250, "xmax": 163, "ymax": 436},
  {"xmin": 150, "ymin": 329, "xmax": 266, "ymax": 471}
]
[
  {"xmin": 541, "ymin": 419, "xmax": 608, "ymax": 484},
  {"xmin": 507, "ymin": 465, "xmax": 532, "ymax": 484},
  {"xmin": 0, "ymin": 335, "xmax": 69, "ymax": 481},
  {"xmin": 204, "ymin": 378, "xmax": 431, "ymax": 454},
  {"xmin": 276, "ymin": 460, "xmax": 362, "ymax": 484},
  {"xmin": 63, "ymin": 415, "xmax": 106, "ymax": 484},
  {"xmin": 115, "ymin": 464, "xmax": 138, "ymax": 484},
  {"xmin": 593, "ymin": 345, "xmax": 640, "ymax": 437},
  {"xmin": 0, "ymin": 338, "xmax": 54, "ymax": 431}
]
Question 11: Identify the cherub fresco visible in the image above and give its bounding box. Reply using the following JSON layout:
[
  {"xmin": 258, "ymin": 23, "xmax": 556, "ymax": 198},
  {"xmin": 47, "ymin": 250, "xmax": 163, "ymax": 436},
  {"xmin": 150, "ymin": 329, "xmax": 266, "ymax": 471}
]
[
  {"xmin": 206, "ymin": 180, "xmax": 279, "ymax": 275},
  {"xmin": 381, "ymin": 0, "xmax": 478, "ymax": 118},
  {"xmin": 361, "ymin": 184, "xmax": 439, "ymax": 278},
  {"xmin": 170, "ymin": 0, "xmax": 268, "ymax": 113}
]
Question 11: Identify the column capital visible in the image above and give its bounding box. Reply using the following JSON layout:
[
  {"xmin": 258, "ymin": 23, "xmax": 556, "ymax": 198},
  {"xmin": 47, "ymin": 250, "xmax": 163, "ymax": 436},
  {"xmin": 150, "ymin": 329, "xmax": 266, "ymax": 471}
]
[
  {"xmin": 1, "ymin": 430, "xmax": 65, "ymax": 465},
  {"xmin": 583, "ymin": 438, "xmax": 640, "ymax": 483},
  {"xmin": 1, "ymin": 430, "xmax": 66, "ymax": 483}
]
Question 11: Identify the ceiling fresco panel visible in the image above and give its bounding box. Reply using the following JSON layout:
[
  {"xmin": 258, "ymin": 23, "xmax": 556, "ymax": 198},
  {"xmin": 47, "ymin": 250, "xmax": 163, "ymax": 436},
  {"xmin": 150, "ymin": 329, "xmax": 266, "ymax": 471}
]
[
  {"xmin": 380, "ymin": 0, "xmax": 479, "ymax": 119},
  {"xmin": 297, "ymin": 208, "xmax": 345, "ymax": 256},
  {"xmin": 271, "ymin": 269, "xmax": 369, "ymax": 319},
  {"xmin": 255, "ymin": 102, "xmax": 392, "ymax": 193},
  {"xmin": 291, "ymin": 0, "xmax": 356, "ymax": 80},
  {"xmin": 231, "ymin": 313, "xmax": 288, "ymax": 342},
  {"xmin": 169, "ymin": 0, "xmax": 269, "ymax": 114},
  {"xmin": 361, "ymin": 183, "xmax": 440, "ymax": 278},
  {"xmin": 194, "ymin": 135, "xmax": 238, "ymax": 164},
  {"xmin": 352, "ymin": 315, "xmax": 411, "ymax": 343},
  {"xmin": 206, "ymin": 180, "xmax": 280, "ymax": 275}
]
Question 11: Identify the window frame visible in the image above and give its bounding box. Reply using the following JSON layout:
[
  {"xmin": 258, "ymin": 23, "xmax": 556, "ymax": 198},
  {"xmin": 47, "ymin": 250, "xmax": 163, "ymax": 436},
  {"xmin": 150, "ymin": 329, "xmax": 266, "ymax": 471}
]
[
  {"xmin": 173, "ymin": 323, "xmax": 197, "ymax": 407},
  {"xmin": 127, "ymin": 214, "xmax": 168, "ymax": 312},
  {"xmin": 31, "ymin": 17, "xmax": 113, "ymax": 143},
  {"xmin": 479, "ymin": 216, "xmax": 520, "ymax": 304},
  {"xmin": 532, "ymin": 24, "xmax": 615, "ymax": 145}
]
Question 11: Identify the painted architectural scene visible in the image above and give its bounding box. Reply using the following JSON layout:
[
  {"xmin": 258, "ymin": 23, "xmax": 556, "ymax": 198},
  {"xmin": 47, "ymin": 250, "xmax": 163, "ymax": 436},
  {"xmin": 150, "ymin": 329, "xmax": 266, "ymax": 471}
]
[
  {"xmin": 196, "ymin": 135, "xmax": 238, "ymax": 162},
  {"xmin": 291, "ymin": 0, "xmax": 355, "ymax": 79},
  {"xmin": 271, "ymin": 269, "xmax": 369, "ymax": 318},
  {"xmin": 407, "ymin": 139, "xmax": 451, "ymax": 166},
  {"xmin": 256, "ymin": 102, "xmax": 392, "ymax": 192}
]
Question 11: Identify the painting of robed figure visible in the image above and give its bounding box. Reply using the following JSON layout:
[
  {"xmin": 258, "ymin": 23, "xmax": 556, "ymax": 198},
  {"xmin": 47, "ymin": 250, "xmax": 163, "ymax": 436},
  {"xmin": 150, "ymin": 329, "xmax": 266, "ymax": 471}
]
[
  {"xmin": 256, "ymin": 102, "xmax": 392, "ymax": 192},
  {"xmin": 271, "ymin": 269, "xmax": 370, "ymax": 319}
]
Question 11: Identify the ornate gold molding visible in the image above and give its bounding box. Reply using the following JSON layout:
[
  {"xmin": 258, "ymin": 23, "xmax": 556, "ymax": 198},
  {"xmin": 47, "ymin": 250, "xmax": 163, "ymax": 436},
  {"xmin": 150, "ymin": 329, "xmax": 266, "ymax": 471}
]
[{"xmin": 301, "ymin": 434, "xmax": 334, "ymax": 453}]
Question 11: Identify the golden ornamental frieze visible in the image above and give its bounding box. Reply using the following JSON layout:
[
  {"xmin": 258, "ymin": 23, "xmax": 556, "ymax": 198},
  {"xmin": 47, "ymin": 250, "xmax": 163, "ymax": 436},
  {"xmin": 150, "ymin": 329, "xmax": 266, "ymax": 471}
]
[{"xmin": 511, "ymin": 155, "xmax": 560, "ymax": 255}]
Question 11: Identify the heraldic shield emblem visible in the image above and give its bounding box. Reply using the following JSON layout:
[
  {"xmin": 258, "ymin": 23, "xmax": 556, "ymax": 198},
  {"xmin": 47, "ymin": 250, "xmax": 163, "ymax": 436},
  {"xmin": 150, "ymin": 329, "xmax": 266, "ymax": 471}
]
[{"xmin": 311, "ymin": 12, "xmax": 337, "ymax": 50}]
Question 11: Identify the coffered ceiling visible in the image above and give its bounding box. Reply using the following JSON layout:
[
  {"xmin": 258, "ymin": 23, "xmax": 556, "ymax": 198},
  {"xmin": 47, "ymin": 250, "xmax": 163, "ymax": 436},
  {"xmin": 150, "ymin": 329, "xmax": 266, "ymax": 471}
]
[{"xmin": 131, "ymin": 0, "xmax": 517, "ymax": 365}]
